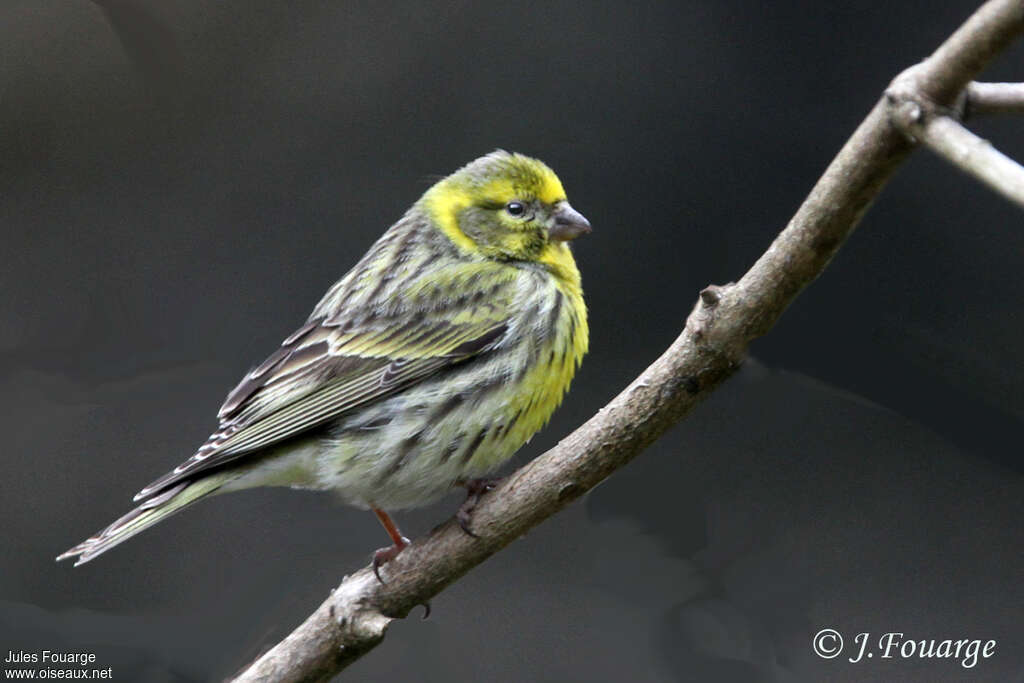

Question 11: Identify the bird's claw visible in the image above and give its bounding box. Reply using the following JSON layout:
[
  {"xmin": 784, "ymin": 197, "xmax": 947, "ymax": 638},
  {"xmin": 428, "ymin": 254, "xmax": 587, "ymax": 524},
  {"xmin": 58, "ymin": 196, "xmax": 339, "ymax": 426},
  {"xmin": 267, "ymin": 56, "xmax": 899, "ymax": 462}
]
[
  {"xmin": 371, "ymin": 536, "xmax": 410, "ymax": 583},
  {"xmin": 456, "ymin": 508, "xmax": 480, "ymax": 538},
  {"xmin": 456, "ymin": 477, "xmax": 501, "ymax": 538}
]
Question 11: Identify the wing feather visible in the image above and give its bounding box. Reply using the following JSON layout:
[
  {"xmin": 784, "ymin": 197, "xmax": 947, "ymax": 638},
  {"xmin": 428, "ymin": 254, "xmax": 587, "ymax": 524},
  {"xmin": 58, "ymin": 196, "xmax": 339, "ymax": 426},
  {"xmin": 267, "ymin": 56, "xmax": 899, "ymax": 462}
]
[{"xmin": 134, "ymin": 253, "xmax": 516, "ymax": 502}]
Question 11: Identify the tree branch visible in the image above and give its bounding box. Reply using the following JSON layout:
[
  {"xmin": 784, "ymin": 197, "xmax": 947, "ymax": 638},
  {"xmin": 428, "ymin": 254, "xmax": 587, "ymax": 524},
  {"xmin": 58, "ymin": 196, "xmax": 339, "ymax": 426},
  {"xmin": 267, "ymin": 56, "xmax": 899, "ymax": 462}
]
[
  {"xmin": 233, "ymin": 1, "xmax": 1024, "ymax": 680},
  {"xmin": 967, "ymin": 81, "xmax": 1024, "ymax": 115}
]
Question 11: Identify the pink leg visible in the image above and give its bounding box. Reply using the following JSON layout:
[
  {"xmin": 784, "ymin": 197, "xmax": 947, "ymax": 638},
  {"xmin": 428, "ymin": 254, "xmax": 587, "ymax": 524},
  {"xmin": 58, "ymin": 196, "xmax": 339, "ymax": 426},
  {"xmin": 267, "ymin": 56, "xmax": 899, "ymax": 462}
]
[{"xmin": 371, "ymin": 507, "xmax": 409, "ymax": 583}]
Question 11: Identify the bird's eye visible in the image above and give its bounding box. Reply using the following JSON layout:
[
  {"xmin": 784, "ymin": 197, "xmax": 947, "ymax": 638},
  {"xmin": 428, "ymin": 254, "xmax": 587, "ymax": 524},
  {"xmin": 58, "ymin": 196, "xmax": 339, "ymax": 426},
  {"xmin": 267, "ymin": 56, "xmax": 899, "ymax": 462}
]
[{"xmin": 505, "ymin": 201, "xmax": 525, "ymax": 217}]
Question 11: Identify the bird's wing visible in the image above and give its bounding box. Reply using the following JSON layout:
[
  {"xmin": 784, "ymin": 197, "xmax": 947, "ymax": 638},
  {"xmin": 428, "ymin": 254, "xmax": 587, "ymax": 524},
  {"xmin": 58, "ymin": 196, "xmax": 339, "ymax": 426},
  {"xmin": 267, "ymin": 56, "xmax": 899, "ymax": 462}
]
[{"xmin": 134, "ymin": 262, "xmax": 517, "ymax": 502}]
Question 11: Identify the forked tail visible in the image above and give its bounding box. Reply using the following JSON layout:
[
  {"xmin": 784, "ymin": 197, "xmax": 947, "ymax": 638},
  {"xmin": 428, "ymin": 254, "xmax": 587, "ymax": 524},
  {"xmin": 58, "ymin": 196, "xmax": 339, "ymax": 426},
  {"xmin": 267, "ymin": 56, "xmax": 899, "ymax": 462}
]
[{"xmin": 57, "ymin": 476, "xmax": 224, "ymax": 566}]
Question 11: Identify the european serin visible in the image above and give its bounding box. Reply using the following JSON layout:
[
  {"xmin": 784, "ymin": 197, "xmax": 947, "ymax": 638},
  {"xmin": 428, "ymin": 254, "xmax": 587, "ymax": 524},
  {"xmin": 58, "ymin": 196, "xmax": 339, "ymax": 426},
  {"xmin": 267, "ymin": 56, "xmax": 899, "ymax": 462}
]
[{"xmin": 58, "ymin": 151, "xmax": 590, "ymax": 573}]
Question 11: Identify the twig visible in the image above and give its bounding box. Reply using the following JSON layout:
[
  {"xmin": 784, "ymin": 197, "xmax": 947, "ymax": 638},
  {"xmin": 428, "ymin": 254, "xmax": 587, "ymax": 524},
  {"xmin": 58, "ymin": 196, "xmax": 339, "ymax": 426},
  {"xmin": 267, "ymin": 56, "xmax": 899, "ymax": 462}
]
[
  {"xmin": 233, "ymin": 1, "xmax": 1024, "ymax": 680},
  {"xmin": 898, "ymin": 1, "xmax": 1024, "ymax": 106},
  {"xmin": 967, "ymin": 82, "xmax": 1024, "ymax": 115},
  {"xmin": 891, "ymin": 103, "xmax": 1024, "ymax": 209}
]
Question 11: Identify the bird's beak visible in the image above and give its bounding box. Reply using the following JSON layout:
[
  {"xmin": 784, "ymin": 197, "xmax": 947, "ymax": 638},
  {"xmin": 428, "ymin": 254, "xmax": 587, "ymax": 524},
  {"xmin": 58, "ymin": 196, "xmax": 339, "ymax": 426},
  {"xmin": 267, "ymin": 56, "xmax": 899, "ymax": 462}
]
[{"xmin": 548, "ymin": 202, "xmax": 592, "ymax": 242}]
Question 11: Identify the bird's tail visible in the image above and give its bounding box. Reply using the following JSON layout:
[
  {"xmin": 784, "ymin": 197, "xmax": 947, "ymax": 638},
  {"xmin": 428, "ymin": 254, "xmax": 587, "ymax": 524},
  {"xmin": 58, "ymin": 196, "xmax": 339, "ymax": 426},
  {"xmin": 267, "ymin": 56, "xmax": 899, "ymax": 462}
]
[{"xmin": 56, "ymin": 476, "xmax": 225, "ymax": 566}]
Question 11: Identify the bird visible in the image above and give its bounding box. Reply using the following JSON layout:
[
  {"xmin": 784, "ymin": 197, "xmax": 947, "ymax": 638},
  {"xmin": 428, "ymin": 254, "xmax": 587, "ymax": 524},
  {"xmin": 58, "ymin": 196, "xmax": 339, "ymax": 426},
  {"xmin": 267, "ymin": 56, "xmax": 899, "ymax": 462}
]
[{"xmin": 57, "ymin": 150, "xmax": 590, "ymax": 576}]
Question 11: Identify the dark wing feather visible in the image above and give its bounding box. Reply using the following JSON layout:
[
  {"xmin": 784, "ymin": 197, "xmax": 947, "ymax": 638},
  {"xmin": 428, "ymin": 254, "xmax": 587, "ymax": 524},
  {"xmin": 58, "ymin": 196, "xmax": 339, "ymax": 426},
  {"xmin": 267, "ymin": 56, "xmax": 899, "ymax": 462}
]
[{"xmin": 216, "ymin": 318, "xmax": 322, "ymax": 420}]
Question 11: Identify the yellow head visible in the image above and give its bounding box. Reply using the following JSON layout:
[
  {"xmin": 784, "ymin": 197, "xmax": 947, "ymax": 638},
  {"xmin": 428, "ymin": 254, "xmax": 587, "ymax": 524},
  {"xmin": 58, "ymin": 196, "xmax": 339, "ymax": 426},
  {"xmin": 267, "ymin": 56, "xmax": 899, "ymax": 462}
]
[{"xmin": 421, "ymin": 151, "xmax": 591, "ymax": 265}]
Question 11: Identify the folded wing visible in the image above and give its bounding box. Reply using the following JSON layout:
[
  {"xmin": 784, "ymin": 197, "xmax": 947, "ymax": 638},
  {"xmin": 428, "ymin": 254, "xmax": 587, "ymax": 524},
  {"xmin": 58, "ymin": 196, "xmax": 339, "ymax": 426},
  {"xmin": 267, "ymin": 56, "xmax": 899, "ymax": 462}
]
[{"xmin": 134, "ymin": 263, "xmax": 514, "ymax": 502}]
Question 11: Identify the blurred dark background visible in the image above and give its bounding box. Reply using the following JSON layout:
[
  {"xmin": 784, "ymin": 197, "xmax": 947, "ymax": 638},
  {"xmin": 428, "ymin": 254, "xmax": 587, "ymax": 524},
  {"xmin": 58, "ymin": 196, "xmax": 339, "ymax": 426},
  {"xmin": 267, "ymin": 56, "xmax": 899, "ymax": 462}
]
[{"xmin": 2, "ymin": 1, "xmax": 1022, "ymax": 681}]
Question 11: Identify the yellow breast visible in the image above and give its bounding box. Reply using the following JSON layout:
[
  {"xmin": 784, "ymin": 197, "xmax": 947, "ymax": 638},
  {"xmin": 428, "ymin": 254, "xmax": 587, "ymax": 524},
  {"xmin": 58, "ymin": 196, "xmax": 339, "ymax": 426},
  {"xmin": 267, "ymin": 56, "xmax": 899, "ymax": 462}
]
[{"xmin": 491, "ymin": 249, "xmax": 588, "ymax": 465}]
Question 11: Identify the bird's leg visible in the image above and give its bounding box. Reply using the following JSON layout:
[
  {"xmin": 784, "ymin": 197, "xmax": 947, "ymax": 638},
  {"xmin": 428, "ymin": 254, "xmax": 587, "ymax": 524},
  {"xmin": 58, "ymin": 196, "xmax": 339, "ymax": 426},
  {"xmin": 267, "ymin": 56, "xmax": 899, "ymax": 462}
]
[
  {"xmin": 371, "ymin": 507, "xmax": 410, "ymax": 583},
  {"xmin": 455, "ymin": 477, "xmax": 501, "ymax": 538}
]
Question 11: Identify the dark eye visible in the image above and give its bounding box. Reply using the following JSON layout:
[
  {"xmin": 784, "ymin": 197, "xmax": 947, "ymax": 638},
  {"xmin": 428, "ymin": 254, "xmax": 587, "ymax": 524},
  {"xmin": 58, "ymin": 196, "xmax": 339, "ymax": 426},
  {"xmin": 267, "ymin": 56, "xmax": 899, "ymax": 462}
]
[{"xmin": 505, "ymin": 201, "xmax": 525, "ymax": 217}]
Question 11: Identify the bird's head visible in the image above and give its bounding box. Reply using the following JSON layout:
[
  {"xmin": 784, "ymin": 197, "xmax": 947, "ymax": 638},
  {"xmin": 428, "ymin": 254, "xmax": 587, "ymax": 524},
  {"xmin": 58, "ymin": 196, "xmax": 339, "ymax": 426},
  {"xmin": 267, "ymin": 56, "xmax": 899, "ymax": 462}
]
[{"xmin": 420, "ymin": 151, "xmax": 591, "ymax": 267}]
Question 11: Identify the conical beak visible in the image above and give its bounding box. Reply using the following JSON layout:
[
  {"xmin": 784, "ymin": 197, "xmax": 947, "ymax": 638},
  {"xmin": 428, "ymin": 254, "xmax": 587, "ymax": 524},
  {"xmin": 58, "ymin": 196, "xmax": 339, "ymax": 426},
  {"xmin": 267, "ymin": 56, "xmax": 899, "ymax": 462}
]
[{"xmin": 549, "ymin": 203, "xmax": 592, "ymax": 242}]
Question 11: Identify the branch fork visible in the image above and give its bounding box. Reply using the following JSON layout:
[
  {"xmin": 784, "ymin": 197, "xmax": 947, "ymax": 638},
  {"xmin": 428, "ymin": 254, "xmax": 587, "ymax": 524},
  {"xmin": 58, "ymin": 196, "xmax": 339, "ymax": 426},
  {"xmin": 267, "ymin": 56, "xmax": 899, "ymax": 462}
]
[{"xmin": 885, "ymin": 64, "xmax": 1024, "ymax": 209}]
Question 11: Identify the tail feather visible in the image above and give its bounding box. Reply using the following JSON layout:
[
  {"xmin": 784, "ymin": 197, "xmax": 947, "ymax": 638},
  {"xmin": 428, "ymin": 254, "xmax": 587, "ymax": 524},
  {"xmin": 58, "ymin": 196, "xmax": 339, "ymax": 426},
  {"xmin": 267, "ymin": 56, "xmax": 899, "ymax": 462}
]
[{"xmin": 57, "ymin": 477, "xmax": 224, "ymax": 566}]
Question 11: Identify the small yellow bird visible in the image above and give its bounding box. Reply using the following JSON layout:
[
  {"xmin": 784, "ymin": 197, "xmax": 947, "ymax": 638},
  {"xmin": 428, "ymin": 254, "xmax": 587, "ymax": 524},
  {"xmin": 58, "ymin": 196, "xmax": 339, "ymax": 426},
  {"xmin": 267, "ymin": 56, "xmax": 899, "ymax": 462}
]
[{"xmin": 58, "ymin": 150, "xmax": 590, "ymax": 574}]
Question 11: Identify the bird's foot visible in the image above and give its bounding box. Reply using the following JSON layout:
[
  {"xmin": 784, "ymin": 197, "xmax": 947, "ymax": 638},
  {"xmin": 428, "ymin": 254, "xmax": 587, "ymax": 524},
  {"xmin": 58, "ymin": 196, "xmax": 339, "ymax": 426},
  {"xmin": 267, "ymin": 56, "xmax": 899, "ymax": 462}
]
[
  {"xmin": 372, "ymin": 536, "xmax": 410, "ymax": 584},
  {"xmin": 456, "ymin": 477, "xmax": 502, "ymax": 538},
  {"xmin": 370, "ymin": 507, "xmax": 410, "ymax": 583}
]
